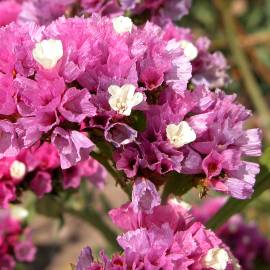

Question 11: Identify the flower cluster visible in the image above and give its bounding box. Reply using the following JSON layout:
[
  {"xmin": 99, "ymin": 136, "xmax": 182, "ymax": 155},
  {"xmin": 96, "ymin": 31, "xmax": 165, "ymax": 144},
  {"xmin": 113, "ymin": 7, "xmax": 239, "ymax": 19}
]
[
  {"xmin": 0, "ymin": 0, "xmax": 191, "ymax": 27},
  {"xmin": 192, "ymin": 198, "xmax": 270, "ymax": 270},
  {"xmin": 0, "ymin": 12, "xmax": 261, "ymax": 200},
  {"xmin": 0, "ymin": 206, "xmax": 36, "ymax": 269},
  {"xmin": 0, "ymin": 143, "xmax": 106, "ymax": 208},
  {"xmin": 75, "ymin": 179, "xmax": 237, "ymax": 270}
]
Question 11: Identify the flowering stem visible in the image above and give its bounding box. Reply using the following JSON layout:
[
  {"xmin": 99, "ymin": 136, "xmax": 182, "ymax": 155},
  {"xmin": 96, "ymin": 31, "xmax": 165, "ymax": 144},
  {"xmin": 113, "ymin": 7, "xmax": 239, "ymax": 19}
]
[
  {"xmin": 65, "ymin": 206, "xmax": 120, "ymax": 251},
  {"xmin": 214, "ymin": 0, "xmax": 270, "ymax": 145},
  {"xmin": 206, "ymin": 165, "xmax": 270, "ymax": 230},
  {"xmin": 90, "ymin": 151, "xmax": 132, "ymax": 198}
]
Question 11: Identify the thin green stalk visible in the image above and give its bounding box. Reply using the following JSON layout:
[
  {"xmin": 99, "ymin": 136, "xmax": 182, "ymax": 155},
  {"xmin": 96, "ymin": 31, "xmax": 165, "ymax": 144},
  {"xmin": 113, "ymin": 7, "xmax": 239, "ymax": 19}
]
[
  {"xmin": 214, "ymin": 0, "xmax": 270, "ymax": 144},
  {"xmin": 91, "ymin": 151, "xmax": 132, "ymax": 198},
  {"xmin": 65, "ymin": 206, "xmax": 120, "ymax": 251}
]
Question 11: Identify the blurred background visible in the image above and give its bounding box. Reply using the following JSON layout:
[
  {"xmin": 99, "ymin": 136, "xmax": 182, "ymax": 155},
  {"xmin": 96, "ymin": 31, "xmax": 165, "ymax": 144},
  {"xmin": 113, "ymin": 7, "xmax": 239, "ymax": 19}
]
[{"xmin": 26, "ymin": 0, "xmax": 270, "ymax": 269}]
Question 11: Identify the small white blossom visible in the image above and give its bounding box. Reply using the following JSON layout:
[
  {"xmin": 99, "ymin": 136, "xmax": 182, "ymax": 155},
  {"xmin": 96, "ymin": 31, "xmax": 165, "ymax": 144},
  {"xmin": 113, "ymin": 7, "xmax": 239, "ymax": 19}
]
[
  {"xmin": 10, "ymin": 205, "xmax": 29, "ymax": 221},
  {"xmin": 32, "ymin": 39, "xmax": 63, "ymax": 69},
  {"xmin": 10, "ymin": 160, "xmax": 26, "ymax": 180},
  {"xmin": 202, "ymin": 248, "xmax": 229, "ymax": 270},
  {"xmin": 108, "ymin": 84, "xmax": 143, "ymax": 116},
  {"xmin": 166, "ymin": 121, "xmax": 196, "ymax": 148},
  {"xmin": 112, "ymin": 16, "xmax": 133, "ymax": 34},
  {"xmin": 179, "ymin": 40, "xmax": 198, "ymax": 61}
]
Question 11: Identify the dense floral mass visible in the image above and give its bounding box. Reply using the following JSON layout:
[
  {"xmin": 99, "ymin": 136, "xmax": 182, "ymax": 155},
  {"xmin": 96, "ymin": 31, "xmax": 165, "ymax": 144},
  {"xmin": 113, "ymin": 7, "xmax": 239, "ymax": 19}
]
[
  {"xmin": 0, "ymin": 206, "xmax": 36, "ymax": 269},
  {"xmin": 0, "ymin": 10, "xmax": 261, "ymax": 200},
  {"xmin": 192, "ymin": 198, "xmax": 270, "ymax": 270},
  {"xmin": 0, "ymin": 143, "xmax": 106, "ymax": 208},
  {"xmin": 0, "ymin": 0, "xmax": 265, "ymax": 269},
  {"xmin": 75, "ymin": 179, "xmax": 238, "ymax": 270},
  {"xmin": 0, "ymin": 0, "xmax": 191, "ymax": 27}
]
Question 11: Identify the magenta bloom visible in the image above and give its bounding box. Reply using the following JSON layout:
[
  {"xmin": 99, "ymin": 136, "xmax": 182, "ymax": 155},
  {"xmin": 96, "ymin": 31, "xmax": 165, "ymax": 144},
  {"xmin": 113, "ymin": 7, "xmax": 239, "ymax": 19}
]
[
  {"xmin": 193, "ymin": 198, "xmax": 270, "ymax": 270},
  {"xmin": 0, "ymin": 0, "xmax": 21, "ymax": 26},
  {"xmin": 76, "ymin": 179, "xmax": 236, "ymax": 270},
  {"xmin": 52, "ymin": 128, "xmax": 94, "ymax": 169},
  {"xmin": 115, "ymin": 85, "xmax": 261, "ymax": 199},
  {"xmin": 0, "ymin": 208, "xmax": 36, "ymax": 269}
]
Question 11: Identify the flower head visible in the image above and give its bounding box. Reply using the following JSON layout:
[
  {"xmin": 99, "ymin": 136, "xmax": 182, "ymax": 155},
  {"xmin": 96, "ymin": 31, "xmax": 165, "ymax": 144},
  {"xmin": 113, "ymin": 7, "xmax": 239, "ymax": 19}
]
[
  {"xmin": 202, "ymin": 247, "xmax": 229, "ymax": 270},
  {"xmin": 9, "ymin": 160, "xmax": 26, "ymax": 180},
  {"xmin": 112, "ymin": 16, "xmax": 133, "ymax": 34},
  {"xmin": 166, "ymin": 121, "xmax": 196, "ymax": 148},
  {"xmin": 108, "ymin": 84, "xmax": 143, "ymax": 116},
  {"xmin": 32, "ymin": 39, "xmax": 63, "ymax": 69}
]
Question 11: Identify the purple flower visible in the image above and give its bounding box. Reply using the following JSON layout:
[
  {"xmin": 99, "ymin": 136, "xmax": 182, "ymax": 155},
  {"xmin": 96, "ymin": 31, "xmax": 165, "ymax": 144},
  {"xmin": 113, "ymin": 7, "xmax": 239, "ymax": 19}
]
[
  {"xmin": 0, "ymin": 183, "xmax": 16, "ymax": 208},
  {"xmin": 0, "ymin": 121, "xmax": 19, "ymax": 159},
  {"xmin": 78, "ymin": 187, "xmax": 235, "ymax": 270},
  {"xmin": 0, "ymin": 75, "xmax": 16, "ymax": 116},
  {"xmin": 132, "ymin": 178, "xmax": 160, "ymax": 213},
  {"xmin": 52, "ymin": 128, "xmax": 94, "ymax": 169},
  {"xmin": 193, "ymin": 198, "xmax": 270, "ymax": 270},
  {"xmin": 105, "ymin": 123, "xmax": 137, "ymax": 147},
  {"xmin": 30, "ymin": 171, "xmax": 52, "ymax": 197},
  {"xmin": 76, "ymin": 246, "xmax": 93, "ymax": 270},
  {"xmin": 0, "ymin": 0, "xmax": 21, "ymax": 26},
  {"xmin": 14, "ymin": 240, "xmax": 37, "ymax": 262},
  {"xmin": 114, "ymin": 146, "xmax": 140, "ymax": 178},
  {"xmin": 59, "ymin": 88, "xmax": 96, "ymax": 123}
]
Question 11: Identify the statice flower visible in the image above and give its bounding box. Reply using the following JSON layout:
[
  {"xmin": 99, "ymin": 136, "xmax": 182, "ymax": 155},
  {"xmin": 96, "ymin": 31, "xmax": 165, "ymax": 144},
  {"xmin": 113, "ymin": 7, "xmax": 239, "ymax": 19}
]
[
  {"xmin": 75, "ymin": 179, "xmax": 236, "ymax": 270},
  {"xmin": 0, "ymin": 143, "xmax": 106, "ymax": 207},
  {"xmin": 114, "ymin": 85, "xmax": 261, "ymax": 199},
  {"xmin": 162, "ymin": 22, "xmax": 230, "ymax": 89},
  {"xmin": 0, "ymin": 0, "xmax": 22, "ymax": 26},
  {"xmin": 0, "ymin": 12, "xmax": 261, "ymax": 201},
  {"xmin": 193, "ymin": 198, "xmax": 270, "ymax": 270},
  {"xmin": 0, "ymin": 206, "xmax": 36, "ymax": 270},
  {"xmin": 18, "ymin": 0, "xmax": 76, "ymax": 25},
  {"xmin": 0, "ymin": 15, "xmax": 192, "ymax": 167},
  {"xmin": 15, "ymin": 0, "xmax": 191, "ymax": 26}
]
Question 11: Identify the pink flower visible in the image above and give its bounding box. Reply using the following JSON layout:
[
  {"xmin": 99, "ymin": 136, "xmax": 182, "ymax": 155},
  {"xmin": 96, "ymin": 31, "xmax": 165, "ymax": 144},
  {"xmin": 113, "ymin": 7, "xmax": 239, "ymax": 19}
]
[
  {"xmin": 78, "ymin": 180, "xmax": 235, "ymax": 270},
  {"xmin": 30, "ymin": 171, "xmax": 52, "ymax": 197},
  {"xmin": 0, "ymin": 121, "xmax": 19, "ymax": 159},
  {"xmin": 52, "ymin": 128, "xmax": 94, "ymax": 169},
  {"xmin": 0, "ymin": 0, "xmax": 21, "ymax": 26},
  {"xmin": 59, "ymin": 88, "xmax": 96, "ymax": 123},
  {"xmin": 14, "ymin": 240, "xmax": 37, "ymax": 262}
]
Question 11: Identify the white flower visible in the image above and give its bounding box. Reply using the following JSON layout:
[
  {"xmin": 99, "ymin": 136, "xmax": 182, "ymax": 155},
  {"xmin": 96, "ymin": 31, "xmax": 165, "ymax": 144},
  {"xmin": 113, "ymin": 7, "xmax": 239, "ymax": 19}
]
[
  {"xmin": 10, "ymin": 205, "xmax": 29, "ymax": 221},
  {"xmin": 108, "ymin": 84, "xmax": 143, "ymax": 116},
  {"xmin": 10, "ymin": 160, "xmax": 26, "ymax": 180},
  {"xmin": 202, "ymin": 248, "xmax": 229, "ymax": 270},
  {"xmin": 179, "ymin": 40, "xmax": 198, "ymax": 61},
  {"xmin": 32, "ymin": 39, "xmax": 63, "ymax": 69},
  {"xmin": 166, "ymin": 121, "xmax": 196, "ymax": 148},
  {"xmin": 112, "ymin": 16, "xmax": 133, "ymax": 34}
]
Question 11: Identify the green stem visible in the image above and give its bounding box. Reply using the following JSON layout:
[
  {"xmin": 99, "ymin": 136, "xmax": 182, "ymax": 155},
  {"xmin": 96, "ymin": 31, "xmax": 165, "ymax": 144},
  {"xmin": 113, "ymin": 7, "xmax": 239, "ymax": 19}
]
[
  {"xmin": 214, "ymin": 0, "xmax": 270, "ymax": 144},
  {"xmin": 207, "ymin": 166, "xmax": 270, "ymax": 230},
  {"xmin": 65, "ymin": 206, "xmax": 120, "ymax": 251},
  {"xmin": 91, "ymin": 151, "xmax": 132, "ymax": 198}
]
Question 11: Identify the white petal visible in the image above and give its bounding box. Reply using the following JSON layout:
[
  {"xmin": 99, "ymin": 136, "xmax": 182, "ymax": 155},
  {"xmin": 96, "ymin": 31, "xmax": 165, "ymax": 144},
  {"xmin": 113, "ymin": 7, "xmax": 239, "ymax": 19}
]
[
  {"xmin": 130, "ymin": 92, "xmax": 144, "ymax": 107},
  {"xmin": 112, "ymin": 16, "xmax": 133, "ymax": 34},
  {"xmin": 122, "ymin": 84, "xmax": 136, "ymax": 100},
  {"xmin": 32, "ymin": 39, "xmax": 63, "ymax": 69},
  {"xmin": 202, "ymin": 248, "xmax": 229, "ymax": 270},
  {"xmin": 178, "ymin": 121, "xmax": 196, "ymax": 143},
  {"xmin": 123, "ymin": 108, "xmax": 132, "ymax": 116},
  {"xmin": 179, "ymin": 40, "xmax": 198, "ymax": 61},
  {"xmin": 10, "ymin": 160, "xmax": 26, "ymax": 180},
  {"xmin": 166, "ymin": 121, "xmax": 196, "ymax": 148},
  {"xmin": 108, "ymin": 85, "xmax": 121, "ymax": 96}
]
